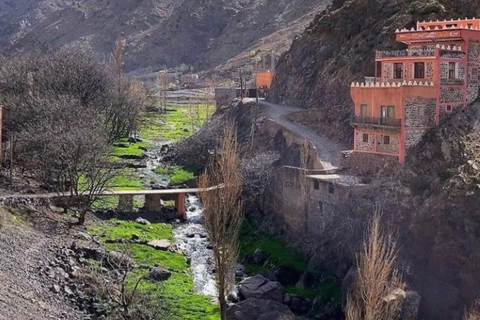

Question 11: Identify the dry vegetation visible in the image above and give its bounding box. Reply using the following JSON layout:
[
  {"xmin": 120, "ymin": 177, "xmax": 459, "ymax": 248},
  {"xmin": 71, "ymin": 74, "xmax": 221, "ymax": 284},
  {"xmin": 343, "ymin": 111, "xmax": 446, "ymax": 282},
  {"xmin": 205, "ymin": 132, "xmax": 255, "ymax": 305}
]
[
  {"xmin": 464, "ymin": 300, "xmax": 480, "ymax": 320},
  {"xmin": 346, "ymin": 211, "xmax": 405, "ymax": 320},
  {"xmin": 0, "ymin": 45, "xmax": 147, "ymax": 224},
  {"xmin": 199, "ymin": 121, "xmax": 243, "ymax": 320}
]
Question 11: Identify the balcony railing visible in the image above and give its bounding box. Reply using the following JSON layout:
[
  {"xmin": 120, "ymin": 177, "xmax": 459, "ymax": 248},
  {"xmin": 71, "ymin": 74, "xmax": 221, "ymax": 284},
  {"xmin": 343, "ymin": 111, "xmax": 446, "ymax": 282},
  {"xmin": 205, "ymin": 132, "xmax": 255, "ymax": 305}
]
[
  {"xmin": 376, "ymin": 48, "xmax": 436, "ymax": 58},
  {"xmin": 351, "ymin": 115, "xmax": 402, "ymax": 128}
]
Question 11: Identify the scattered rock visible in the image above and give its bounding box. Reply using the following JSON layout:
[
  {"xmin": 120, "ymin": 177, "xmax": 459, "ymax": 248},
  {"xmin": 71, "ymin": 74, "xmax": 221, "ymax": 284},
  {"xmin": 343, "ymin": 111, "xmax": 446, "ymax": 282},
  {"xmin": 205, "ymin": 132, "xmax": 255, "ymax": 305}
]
[
  {"xmin": 52, "ymin": 284, "xmax": 61, "ymax": 294},
  {"xmin": 252, "ymin": 248, "xmax": 265, "ymax": 264},
  {"xmin": 135, "ymin": 217, "xmax": 151, "ymax": 225},
  {"xmin": 106, "ymin": 251, "xmax": 134, "ymax": 268},
  {"xmin": 131, "ymin": 234, "xmax": 140, "ymax": 241},
  {"xmin": 238, "ymin": 275, "xmax": 284, "ymax": 303},
  {"xmin": 147, "ymin": 239, "xmax": 171, "ymax": 251},
  {"xmin": 227, "ymin": 298, "xmax": 295, "ymax": 320},
  {"xmin": 146, "ymin": 267, "xmax": 172, "ymax": 282}
]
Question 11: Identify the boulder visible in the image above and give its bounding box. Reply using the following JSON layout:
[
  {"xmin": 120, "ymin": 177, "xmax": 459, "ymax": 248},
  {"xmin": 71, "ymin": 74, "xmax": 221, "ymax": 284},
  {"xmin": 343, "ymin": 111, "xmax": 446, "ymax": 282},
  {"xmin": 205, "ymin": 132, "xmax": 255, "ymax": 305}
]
[
  {"xmin": 227, "ymin": 298, "xmax": 295, "ymax": 320},
  {"xmin": 238, "ymin": 275, "xmax": 284, "ymax": 303},
  {"xmin": 146, "ymin": 267, "xmax": 172, "ymax": 282},
  {"xmin": 252, "ymin": 248, "xmax": 266, "ymax": 264},
  {"xmin": 135, "ymin": 217, "xmax": 151, "ymax": 225},
  {"xmin": 147, "ymin": 239, "xmax": 171, "ymax": 251}
]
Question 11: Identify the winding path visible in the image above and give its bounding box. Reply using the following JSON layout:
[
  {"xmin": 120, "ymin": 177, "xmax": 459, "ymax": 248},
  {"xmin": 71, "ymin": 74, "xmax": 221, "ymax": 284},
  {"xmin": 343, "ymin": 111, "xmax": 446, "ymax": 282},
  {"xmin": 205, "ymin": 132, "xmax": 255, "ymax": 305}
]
[{"xmin": 248, "ymin": 99, "xmax": 346, "ymax": 170}]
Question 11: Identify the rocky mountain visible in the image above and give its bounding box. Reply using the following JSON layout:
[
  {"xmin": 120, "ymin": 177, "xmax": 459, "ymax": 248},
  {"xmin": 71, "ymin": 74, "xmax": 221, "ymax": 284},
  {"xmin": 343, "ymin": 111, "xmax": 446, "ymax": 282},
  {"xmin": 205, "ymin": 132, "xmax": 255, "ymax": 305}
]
[
  {"xmin": 269, "ymin": 0, "xmax": 480, "ymax": 145},
  {"xmin": 0, "ymin": 0, "xmax": 330, "ymax": 73}
]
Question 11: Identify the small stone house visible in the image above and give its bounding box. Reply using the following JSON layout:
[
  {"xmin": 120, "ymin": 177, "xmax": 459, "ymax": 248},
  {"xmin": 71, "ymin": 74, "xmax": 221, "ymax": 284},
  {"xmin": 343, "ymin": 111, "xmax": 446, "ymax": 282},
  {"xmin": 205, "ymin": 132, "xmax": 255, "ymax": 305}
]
[{"xmin": 351, "ymin": 18, "xmax": 480, "ymax": 164}]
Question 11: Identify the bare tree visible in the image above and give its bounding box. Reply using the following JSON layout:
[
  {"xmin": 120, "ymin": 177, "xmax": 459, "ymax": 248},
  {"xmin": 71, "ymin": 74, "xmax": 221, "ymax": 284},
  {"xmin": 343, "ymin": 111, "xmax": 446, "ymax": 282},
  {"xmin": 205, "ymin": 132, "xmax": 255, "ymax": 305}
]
[
  {"xmin": 464, "ymin": 300, "xmax": 480, "ymax": 320},
  {"xmin": 346, "ymin": 210, "xmax": 405, "ymax": 320},
  {"xmin": 198, "ymin": 121, "xmax": 243, "ymax": 320}
]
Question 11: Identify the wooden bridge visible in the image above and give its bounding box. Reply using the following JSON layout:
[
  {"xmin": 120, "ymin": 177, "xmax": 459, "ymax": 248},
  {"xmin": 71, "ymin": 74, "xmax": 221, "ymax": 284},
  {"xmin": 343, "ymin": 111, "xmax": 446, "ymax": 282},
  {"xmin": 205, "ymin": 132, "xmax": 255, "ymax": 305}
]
[{"xmin": 1, "ymin": 185, "xmax": 223, "ymax": 220}]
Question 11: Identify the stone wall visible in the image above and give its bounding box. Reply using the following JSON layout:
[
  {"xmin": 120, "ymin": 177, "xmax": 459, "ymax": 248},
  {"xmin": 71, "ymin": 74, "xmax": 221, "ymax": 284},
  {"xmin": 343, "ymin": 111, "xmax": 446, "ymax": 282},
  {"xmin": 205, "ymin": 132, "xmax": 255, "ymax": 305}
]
[
  {"xmin": 440, "ymin": 87, "xmax": 463, "ymax": 103},
  {"xmin": 440, "ymin": 62, "xmax": 449, "ymax": 79},
  {"xmin": 467, "ymin": 42, "xmax": 480, "ymax": 103},
  {"xmin": 404, "ymin": 97, "xmax": 436, "ymax": 128},
  {"xmin": 426, "ymin": 62, "xmax": 434, "ymax": 82},
  {"xmin": 376, "ymin": 133, "xmax": 399, "ymax": 154},
  {"xmin": 405, "ymin": 128, "xmax": 427, "ymax": 152},
  {"xmin": 440, "ymin": 51, "xmax": 466, "ymax": 59},
  {"xmin": 384, "ymin": 63, "xmax": 393, "ymax": 81},
  {"xmin": 340, "ymin": 150, "xmax": 400, "ymax": 176},
  {"xmin": 355, "ymin": 131, "xmax": 375, "ymax": 152}
]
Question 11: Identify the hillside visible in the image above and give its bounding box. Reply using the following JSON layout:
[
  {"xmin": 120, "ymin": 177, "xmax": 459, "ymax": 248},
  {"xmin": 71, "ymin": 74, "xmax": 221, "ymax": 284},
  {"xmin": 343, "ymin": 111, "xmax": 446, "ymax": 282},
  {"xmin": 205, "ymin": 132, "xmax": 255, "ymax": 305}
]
[
  {"xmin": 269, "ymin": 0, "xmax": 480, "ymax": 145},
  {"xmin": 0, "ymin": 0, "xmax": 329, "ymax": 73}
]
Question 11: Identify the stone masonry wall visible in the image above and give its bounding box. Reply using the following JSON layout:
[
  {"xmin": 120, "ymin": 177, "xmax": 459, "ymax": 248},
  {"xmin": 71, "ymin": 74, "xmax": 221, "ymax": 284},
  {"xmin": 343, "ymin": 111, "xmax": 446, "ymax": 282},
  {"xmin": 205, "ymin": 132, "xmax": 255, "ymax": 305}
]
[
  {"xmin": 404, "ymin": 97, "xmax": 436, "ymax": 128},
  {"xmin": 355, "ymin": 131, "xmax": 375, "ymax": 152},
  {"xmin": 376, "ymin": 134, "xmax": 399, "ymax": 154},
  {"xmin": 405, "ymin": 128, "xmax": 427, "ymax": 152},
  {"xmin": 426, "ymin": 62, "xmax": 434, "ymax": 81},
  {"xmin": 440, "ymin": 87, "xmax": 464, "ymax": 103},
  {"xmin": 467, "ymin": 41, "xmax": 480, "ymax": 103}
]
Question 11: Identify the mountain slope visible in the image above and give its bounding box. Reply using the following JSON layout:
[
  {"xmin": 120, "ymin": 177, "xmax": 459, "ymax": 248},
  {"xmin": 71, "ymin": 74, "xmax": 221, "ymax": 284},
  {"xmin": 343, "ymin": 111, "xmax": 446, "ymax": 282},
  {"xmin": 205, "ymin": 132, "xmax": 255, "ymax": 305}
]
[{"xmin": 0, "ymin": 0, "xmax": 330, "ymax": 73}]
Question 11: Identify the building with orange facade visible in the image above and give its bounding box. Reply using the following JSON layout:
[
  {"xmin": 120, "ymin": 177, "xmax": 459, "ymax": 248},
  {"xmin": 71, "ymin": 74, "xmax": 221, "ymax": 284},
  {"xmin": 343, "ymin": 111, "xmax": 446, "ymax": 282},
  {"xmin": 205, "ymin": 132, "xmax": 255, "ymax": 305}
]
[{"xmin": 350, "ymin": 18, "xmax": 480, "ymax": 164}]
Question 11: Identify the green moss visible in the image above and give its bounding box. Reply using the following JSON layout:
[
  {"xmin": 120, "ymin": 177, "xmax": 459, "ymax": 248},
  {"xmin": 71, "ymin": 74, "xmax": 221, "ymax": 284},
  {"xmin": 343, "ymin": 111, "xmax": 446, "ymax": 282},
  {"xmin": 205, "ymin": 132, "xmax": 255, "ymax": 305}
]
[
  {"xmin": 153, "ymin": 166, "xmax": 197, "ymax": 186},
  {"xmin": 127, "ymin": 270, "xmax": 220, "ymax": 320},
  {"xmin": 89, "ymin": 219, "xmax": 219, "ymax": 320},
  {"xmin": 285, "ymin": 275, "xmax": 342, "ymax": 302},
  {"xmin": 89, "ymin": 220, "xmax": 173, "ymax": 242},
  {"xmin": 109, "ymin": 169, "xmax": 144, "ymax": 191},
  {"xmin": 240, "ymin": 220, "xmax": 306, "ymax": 273},
  {"xmin": 141, "ymin": 105, "xmax": 215, "ymax": 142},
  {"xmin": 112, "ymin": 138, "xmax": 150, "ymax": 157}
]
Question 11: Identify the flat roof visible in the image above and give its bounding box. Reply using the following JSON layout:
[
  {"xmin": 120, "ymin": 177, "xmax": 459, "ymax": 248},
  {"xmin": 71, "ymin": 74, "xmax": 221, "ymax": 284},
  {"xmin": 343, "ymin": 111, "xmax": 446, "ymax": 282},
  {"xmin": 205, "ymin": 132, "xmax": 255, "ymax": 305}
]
[{"xmin": 307, "ymin": 174, "xmax": 365, "ymax": 187}]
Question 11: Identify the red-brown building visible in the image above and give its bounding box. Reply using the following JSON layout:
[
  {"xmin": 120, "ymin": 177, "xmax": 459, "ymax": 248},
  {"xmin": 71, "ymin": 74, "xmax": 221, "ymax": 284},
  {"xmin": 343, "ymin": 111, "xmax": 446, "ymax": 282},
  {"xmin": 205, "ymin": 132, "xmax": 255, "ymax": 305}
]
[{"xmin": 351, "ymin": 18, "xmax": 480, "ymax": 164}]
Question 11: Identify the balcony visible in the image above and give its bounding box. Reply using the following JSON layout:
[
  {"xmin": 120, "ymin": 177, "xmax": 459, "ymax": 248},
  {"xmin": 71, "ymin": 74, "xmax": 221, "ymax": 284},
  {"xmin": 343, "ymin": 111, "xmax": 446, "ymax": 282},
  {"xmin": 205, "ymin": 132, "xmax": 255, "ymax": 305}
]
[
  {"xmin": 376, "ymin": 48, "xmax": 435, "ymax": 58},
  {"xmin": 351, "ymin": 115, "xmax": 402, "ymax": 129}
]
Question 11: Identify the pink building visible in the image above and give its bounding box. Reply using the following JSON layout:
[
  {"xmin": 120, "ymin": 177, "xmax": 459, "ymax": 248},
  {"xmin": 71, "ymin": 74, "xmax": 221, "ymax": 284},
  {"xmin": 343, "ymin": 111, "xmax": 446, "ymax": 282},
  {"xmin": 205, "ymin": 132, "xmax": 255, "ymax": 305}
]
[{"xmin": 351, "ymin": 18, "xmax": 480, "ymax": 163}]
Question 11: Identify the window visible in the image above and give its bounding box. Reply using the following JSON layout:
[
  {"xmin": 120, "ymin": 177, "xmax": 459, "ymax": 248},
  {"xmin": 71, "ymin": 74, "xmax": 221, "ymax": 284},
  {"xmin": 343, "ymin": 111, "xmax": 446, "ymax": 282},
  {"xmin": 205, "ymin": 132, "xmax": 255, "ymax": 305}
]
[
  {"xmin": 313, "ymin": 180, "xmax": 320, "ymax": 190},
  {"xmin": 446, "ymin": 105, "xmax": 452, "ymax": 112},
  {"xmin": 318, "ymin": 201, "xmax": 324, "ymax": 214},
  {"xmin": 376, "ymin": 61, "xmax": 382, "ymax": 78},
  {"xmin": 394, "ymin": 63, "xmax": 403, "ymax": 79},
  {"xmin": 360, "ymin": 104, "xmax": 368, "ymax": 116},
  {"xmin": 381, "ymin": 105, "xmax": 395, "ymax": 124},
  {"xmin": 418, "ymin": 106, "xmax": 425, "ymax": 117},
  {"xmin": 384, "ymin": 135, "xmax": 390, "ymax": 145},
  {"xmin": 472, "ymin": 67, "xmax": 478, "ymax": 80},
  {"xmin": 449, "ymin": 62, "xmax": 457, "ymax": 79},
  {"xmin": 328, "ymin": 183, "xmax": 335, "ymax": 194},
  {"xmin": 363, "ymin": 134, "xmax": 369, "ymax": 143},
  {"xmin": 414, "ymin": 62, "xmax": 425, "ymax": 79}
]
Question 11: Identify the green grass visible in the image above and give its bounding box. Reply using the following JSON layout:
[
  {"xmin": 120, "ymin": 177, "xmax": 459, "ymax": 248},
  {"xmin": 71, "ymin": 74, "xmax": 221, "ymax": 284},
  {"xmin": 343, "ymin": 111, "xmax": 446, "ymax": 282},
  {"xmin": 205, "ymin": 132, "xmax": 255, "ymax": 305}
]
[
  {"xmin": 153, "ymin": 166, "xmax": 197, "ymax": 186},
  {"xmin": 140, "ymin": 105, "xmax": 214, "ymax": 142},
  {"xmin": 240, "ymin": 220, "xmax": 306, "ymax": 273},
  {"xmin": 89, "ymin": 219, "xmax": 173, "ymax": 242},
  {"xmin": 285, "ymin": 276, "xmax": 342, "ymax": 302},
  {"xmin": 109, "ymin": 169, "xmax": 144, "ymax": 191},
  {"xmin": 239, "ymin": 220, "xmax": 342, "ymax": 302},
  {"xmin": 112, "ymin": 138, "xmax": 151, "ymax": 158},
  {"xmin": 88, "ymin": 219, "xmax": 219, "ymax": 320}
]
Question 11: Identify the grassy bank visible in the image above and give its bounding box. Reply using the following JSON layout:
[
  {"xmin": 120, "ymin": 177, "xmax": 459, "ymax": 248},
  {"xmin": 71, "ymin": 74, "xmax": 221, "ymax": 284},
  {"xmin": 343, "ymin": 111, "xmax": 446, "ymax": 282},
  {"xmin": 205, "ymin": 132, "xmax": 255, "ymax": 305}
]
[
  {"xmin": 141, "ymin": 105, "xmax": 214, "ymax": 142},
  {"xmin": 239, "ymin": 220, "xmax": 341, "ymax": 303},
  {"xmin": 89, "ymin": 220, "xmax": 220, "ymax": 320}
]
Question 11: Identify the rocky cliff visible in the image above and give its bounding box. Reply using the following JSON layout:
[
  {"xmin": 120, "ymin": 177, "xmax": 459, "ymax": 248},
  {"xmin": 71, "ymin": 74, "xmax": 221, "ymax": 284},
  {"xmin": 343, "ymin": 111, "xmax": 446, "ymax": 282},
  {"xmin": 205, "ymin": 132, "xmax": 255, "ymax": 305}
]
[
  {"xmin": 269, "ymin": 0, "xmax": 480, "ymax": 145},
  {"xmin": 0, "ymin": 0, "xmax": 329, "ymax": 73}
]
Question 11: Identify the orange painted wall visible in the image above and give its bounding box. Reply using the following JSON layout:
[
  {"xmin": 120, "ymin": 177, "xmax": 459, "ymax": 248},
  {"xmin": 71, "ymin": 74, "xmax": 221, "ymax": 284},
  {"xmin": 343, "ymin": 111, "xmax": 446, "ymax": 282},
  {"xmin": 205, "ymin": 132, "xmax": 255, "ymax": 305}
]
[
  {"xmin": 256, "ymin": 71, "xmax": 274, "ymax": 88},
  {"xmin": 351, "ymin": 86, "xmax": 437, "ymax": 163}
]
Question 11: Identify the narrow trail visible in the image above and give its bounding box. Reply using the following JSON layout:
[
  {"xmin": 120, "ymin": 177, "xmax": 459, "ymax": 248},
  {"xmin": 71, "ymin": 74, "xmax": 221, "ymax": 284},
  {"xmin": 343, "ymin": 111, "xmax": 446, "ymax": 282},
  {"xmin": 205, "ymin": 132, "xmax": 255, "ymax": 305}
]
[{"xmin": 249, "ymin": 99, "xmax": 346, "ymax": 170}]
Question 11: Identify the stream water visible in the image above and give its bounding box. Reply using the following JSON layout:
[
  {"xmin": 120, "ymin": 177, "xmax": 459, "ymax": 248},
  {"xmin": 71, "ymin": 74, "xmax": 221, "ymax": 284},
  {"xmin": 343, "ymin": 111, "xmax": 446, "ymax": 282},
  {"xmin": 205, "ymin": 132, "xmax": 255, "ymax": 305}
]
[
  {"xmin": 138, "ymin": 132, "xmax": 217, "ymax": 298},
  {"xmin": 174, "ymin": 196, "xmax": 217, "ymax": 297}
]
